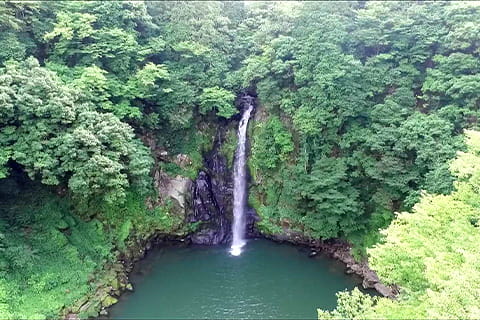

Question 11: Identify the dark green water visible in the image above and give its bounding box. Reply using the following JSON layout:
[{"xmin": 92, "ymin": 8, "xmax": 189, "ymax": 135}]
[{"xmin": 108, "ymin": 239, "xmax": 361, "ymax": 319}]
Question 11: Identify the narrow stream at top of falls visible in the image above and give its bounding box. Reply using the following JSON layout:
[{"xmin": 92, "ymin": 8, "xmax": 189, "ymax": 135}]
[{"xmin": 230, "ymin": 97, "xmax": 254, "ymax": 256}]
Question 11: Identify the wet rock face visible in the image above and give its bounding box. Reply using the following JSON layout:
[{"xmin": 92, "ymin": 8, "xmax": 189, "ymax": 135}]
[
  {"xmin": 189, "ymin": 159, "xmax": 260, "ymax": 244},
  {"xmin": 189, "ymin": 169, "xmax": 231, "ymax": 245},
  {"xmin": 245, "ymin": 207, "xmax": 261, "ymax": 238},
  {"xmin": 188, "ymin": 94, "xmax": 260, "ymax": 245},
  {"xmin": 188, "ymin": 138, "xmax": 233, "ymax": 245}
]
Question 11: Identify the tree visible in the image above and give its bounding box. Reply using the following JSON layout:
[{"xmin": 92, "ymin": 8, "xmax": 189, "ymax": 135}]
[
  {"xmin": 0, "ymin": 57, "xmax": 153, "ymax": 202},
  {"xmin": 293, "ymin": 158, "xmax": 364, "ymax": 238},
  {"xmin": 199, "ymin": 87, "xmax": 236, "ymax": 118},
  {"xmin": 320, "ymin": 130, "xmax": 480, "ymax": 319}
]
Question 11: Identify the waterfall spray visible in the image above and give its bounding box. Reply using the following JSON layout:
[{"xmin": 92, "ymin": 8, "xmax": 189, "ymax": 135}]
[{"xmin": 230, "ymin": 98, "xmax": 254, "ymax": 256}]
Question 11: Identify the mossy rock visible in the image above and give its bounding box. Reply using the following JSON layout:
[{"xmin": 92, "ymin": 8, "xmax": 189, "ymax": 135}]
[
  {"xmin": 110, "ymin": 277, "xmax": 120, "ymax": 291},
  {"xmin": 102, "ymin": 295, "xmax": 118, "ymax": 308},
  {"xmin": 78, "ymin": 309, "xmax": 99, "ymax": 319},
  {"xmin": 78, "ymin": 299, "xmax": 101, "ymax": 319},
  {"xmin": 70, "ymin": 295, "xmax": 89, "ymax": 313}
]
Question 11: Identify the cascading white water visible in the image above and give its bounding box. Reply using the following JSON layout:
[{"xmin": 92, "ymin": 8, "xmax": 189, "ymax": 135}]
[{"xmin": 230, "ymin": 100, "xmax": 254, "ymax": 256}]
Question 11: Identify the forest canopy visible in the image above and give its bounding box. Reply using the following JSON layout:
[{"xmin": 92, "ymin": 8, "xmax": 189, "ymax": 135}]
[
  {"xmin": 0, "ymin": 1, "xmax": 479, "ymax": 319},
  {"xmin": 319, "ymin": 130, "xmax": 480, "ymax": 319}
]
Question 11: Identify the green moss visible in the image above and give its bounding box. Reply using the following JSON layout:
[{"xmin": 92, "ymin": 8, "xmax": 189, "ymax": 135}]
[
  {"xmin": 101, "ymin": 295, "xmax": 118, "ymax": 308},
  {"xmin": 0, "ymin": 180, "xmax": 189, "ymax": 320},
  {"xmin": 159, "ymin": 162, "xmax": 185, "ymax": 177},
  {"xmin": 0, "ymin": 185, "xmax": 114, "ymax": 320},
  {"xmin": 159, "ymin": 123, "xmax": 216, "ymax": 180},
  {"xmin": 247, "ymin": 113, "xmax": 300, "ymax": 237},
  {"xmin": 248, "ymin": 177, "xmax": 286, "ymax": 236},
  {"xmin": 250, "ymin": 116, "xmax": 294, "ymax": 174},
  {"xmin": 185, "ymin": 221, "xmax": 203, "ymax": 233},
  {"xmin": 97, "ymin": 192, "xmax": 185, "ymax": 249},
  {"xmin": 219, "ymin": 126, "xmax": 238, "ymax": 169}
]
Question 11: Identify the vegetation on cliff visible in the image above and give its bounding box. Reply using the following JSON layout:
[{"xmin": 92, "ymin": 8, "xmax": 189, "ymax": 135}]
[
  {"xmin": 244, "ymin": 2, "xmax": 478, "ymax": 252},
  {"xmin": 0, "ymin": 1, "xmax": 240, "ymax": 318},
  {"xmin": 0, "ymin": 181, "xmax": 182, "ymax": 319}
]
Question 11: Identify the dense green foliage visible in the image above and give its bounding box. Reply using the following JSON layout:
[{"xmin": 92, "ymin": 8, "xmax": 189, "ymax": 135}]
[
  {"xmin": 0, "ymin": 1, "xmax": 241, "ymax": 319},
  {"xmin": 0, "ymin": 188, "xmax": 112, "ymax": 319},
  {"xmin": 319, "ymin": 130, "xmax": 480, "ymax": 319},
  {"xmin": 199, "ymin": 87, "xmax": 236, "ymax": 119},
  {"xmin": 1, "ymin": 1, "xmax": 479, "ymax": 318},
  {"xmin": 243, "ymin": 1, "xmax": 478, "ymax": 248},
  {"xmin": 0, "ymin": 58, "xmax": 152, "ymax": 203},
  {"xmin": 0, "ymin": 177, "xmax": 182, "ymax": 319},
  {"xmin": 0, "ymin": 1, "xmax": 242, "ymax": 202}
]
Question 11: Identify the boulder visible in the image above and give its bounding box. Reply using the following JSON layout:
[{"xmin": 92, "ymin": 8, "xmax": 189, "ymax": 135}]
[
  {"xmin": 101, "ymin": 295, "xmax": 118, "ymax": 308},
  {"xmin": 374, "ymin": 283, "xmax": 395, "ymax": 298}
]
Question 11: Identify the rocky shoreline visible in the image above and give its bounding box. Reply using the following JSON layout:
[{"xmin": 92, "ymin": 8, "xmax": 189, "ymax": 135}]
[
  {"xmin": 63, "ymin": 109, "xmax": 396, "ymax": 318},
  {"xmin": 262, "ymin": 231, "xmax": 399, "ymax": 299},
  {"xmin": 63, "ymin": 233, "xmax": 187, "ymax": 320},
  {"xmin": 63, "ymin": 228, "xmax": 397, "ymax": 319}
]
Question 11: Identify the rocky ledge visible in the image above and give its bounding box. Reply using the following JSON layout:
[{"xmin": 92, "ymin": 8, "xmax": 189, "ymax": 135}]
[
  {"xmin": 62, "ymin": 233, "xmax": 187, "ymax": 319},
  {"xmin": 63, "ymin": 227, "xmax": 396, "ymax": 319}
]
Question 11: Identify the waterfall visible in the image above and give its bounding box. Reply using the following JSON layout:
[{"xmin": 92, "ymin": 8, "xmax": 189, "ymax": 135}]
[{"xmin": 230, "ymin": 97, "xmax": 254, "ymax": 256}]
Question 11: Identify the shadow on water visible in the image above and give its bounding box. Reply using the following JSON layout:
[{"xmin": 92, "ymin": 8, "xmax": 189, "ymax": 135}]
[{"xmin": 106, "ymin": 238, "xmax": 368, "ymax": 320}]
